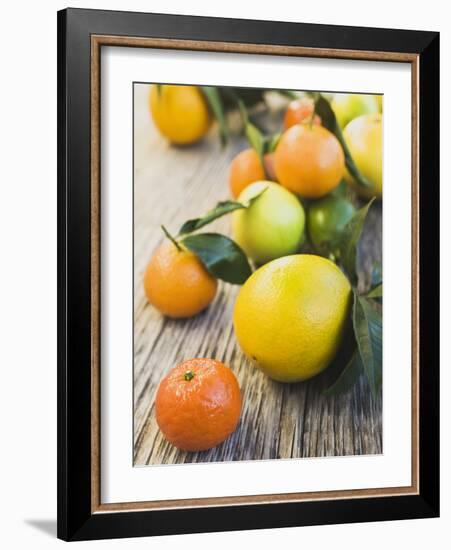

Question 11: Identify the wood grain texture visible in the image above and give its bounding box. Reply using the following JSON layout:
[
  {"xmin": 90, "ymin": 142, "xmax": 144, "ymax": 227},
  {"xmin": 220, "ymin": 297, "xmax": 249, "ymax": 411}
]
[{"xmin": 133, "ymin": 84, "xmax": 382, "ymax": 466}]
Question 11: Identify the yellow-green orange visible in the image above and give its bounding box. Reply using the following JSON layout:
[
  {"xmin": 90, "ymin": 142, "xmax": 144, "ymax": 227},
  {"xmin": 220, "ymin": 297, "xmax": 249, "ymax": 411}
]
[
  {"xmin": 232, "ymin": 181, "xmax": 305, "ymax": 265},
  {"xmin": 376, "ymin": 95, "xmax": 383, "ymax": 112},
  {"xmin": 331, "ymin": 93, "xmax": 379, "ymax": 129},
  {"xmin": 233, "ymin": 255, "xmax": 351, "ymax": 382},
  {"xmin": 343, "ymin": 113, "xmax": 383, "ymax": 199},
  {"xmin": 149, "ymin": 85, "xmax": 211, "ymax": 145}
]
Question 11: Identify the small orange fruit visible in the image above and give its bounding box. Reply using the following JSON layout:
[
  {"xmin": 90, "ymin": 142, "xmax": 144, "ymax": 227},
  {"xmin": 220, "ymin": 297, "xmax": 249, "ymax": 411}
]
[
  {"xmin": 149, "ymin": 85, "xmax": 211, "ymax": 145},
  {"xmin": 144, "ymin": 241, "xmax": 217, "ymax": 318},
  {"xmin": 274, "ymin": 124, "xmax": 345, "ymax": 199},
  {"xmin": 229, "ymin": 148, "xmax": 266, "ymax": 198},
  {"xmin": 156, "ymin": 358, "xmax": 242, "ymax": 451},
  {"xmin": 283, "ymin": 97, "xmax": 321, "ymax": 130},
  {"xmin": 263, "ymin": 152, "xmax": 277, "ymax": 182}
]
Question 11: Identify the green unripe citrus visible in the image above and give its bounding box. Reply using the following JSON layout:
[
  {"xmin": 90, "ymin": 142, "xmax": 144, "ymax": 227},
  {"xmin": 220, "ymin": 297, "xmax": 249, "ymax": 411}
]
[
  {"xmin": 308, "ymin": 194, "xmax": 356, "ymax": 256},
  {"xmin": 232, "ymin": 181, "xmax": 305, "ymax": 265}
]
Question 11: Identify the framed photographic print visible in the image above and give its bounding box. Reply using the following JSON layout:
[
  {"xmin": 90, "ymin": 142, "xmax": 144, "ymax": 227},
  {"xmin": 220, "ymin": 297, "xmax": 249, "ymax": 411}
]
[{"xmin": 57, "ymin": 8, "xmax": 440, "ymax": 541}]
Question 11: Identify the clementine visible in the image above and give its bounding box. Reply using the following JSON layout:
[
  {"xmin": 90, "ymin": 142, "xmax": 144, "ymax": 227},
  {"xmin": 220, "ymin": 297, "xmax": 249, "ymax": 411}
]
[
  {"xmin": 229, "ymin": 148, "xmax": 266, "ymax": 198},
  {"xmin": 283, "ymin": 97, "xmax": 321, "ymax": 129},
  {"xmin": 156, "ymin": 358, "xmax": 241, "ymax": 451},
  {"xmin": 144, "ymin": 241, "xmax": 217, "ymax": 318},
  {"xmin": 274, "ymin": 124, "xmax": 345, "ymax": 199},
  {"xmin": 263, "ymin": 152, "xmax": 277, "ymax": 182},
  {"xmin": 149, "ymin": 85, "xmax": 211, "ymax": 145}
]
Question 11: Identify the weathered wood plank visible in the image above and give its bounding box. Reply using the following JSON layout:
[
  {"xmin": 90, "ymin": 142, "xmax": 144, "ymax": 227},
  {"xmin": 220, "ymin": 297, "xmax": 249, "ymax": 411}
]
[{"xmin": 133, "ymin": 84, "xmax": 382, "ymax": 465}]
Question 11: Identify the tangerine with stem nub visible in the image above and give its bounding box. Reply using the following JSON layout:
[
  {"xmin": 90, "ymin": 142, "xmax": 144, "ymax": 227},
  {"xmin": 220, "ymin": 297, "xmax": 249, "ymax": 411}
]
[
  {"xmin": 283, "ymin": 97, "xmax": 321, "ymax": 129},
  {"xmin": 143, "ymin": 230, "xmax": 217, "ymax": 318},
  {"xmin": 156, "ymin": 358, "xmax": 242, "ymax": 451},
  {"xmin": 274, "ymin": 124, "xmax": 345, "ymax": 199}
]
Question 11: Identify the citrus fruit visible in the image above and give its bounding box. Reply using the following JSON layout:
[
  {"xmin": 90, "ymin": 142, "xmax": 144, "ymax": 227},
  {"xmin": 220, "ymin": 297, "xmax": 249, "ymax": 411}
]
[
  {"xmin": 233, "ymin": 255, "xmax": 351, "ymax": 382},
  {"xmin": 331, "ymin": 93, "xmax": 379, "ymax": 129},
  {"xmin": 232, "ymin": 181, "xmax": 305, "ymax": 264},
  {"xmin": 144, "ymin": 241, "xmax": 217, "ymax": 318},
  {"xmin": 283, "ymin": 97, "xmax": 321, "ymax": 129},
  {"xmin": 229, "ymin": 148, "xmax": 266, "ymax": 198},
  {"xmin": 274, "ymin": 124, "xmax": 345, "ymax": 199},
  {"xmin": 149, "ymin": 85, "xmax": 211, "ymax": 145},
  {"xmin": 343, "ymin": 113, "xmax": 383, "ymax": 199},
  {"xmin": 155, "ymin": 358, "xmax": 241, "ymax": 451},
  {"xmin": 263, "ymin": 152, "xmax": 277, "ymax": 182},
  {"xmin": 308, "ymin": 194, "xmax": 356, "ymax": 255},
  {"xmin": 375, "ymin": 95, "xmax": 383, "ymax": 112}
]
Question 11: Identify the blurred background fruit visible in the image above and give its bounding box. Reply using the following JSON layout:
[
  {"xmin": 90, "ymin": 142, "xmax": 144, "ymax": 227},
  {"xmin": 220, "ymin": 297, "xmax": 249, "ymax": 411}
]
[
  {"xmin": 144, "ymin": 240, "xmax": 217, "ymax": 318},
  {"xmin": 229, "ymin": 148, "xmax": 266, "ymax": 198},
  {"xmin": 283, "ymin": 96, "xmax": 321, "ymax": 129},
  {"xmin": 232, "ymin": 181, "xmax": 305, "ymax": 264},
  {"xmin": 308, "ymin": 192, "xmax": 356, "ymax": 256},
  {"xmin": 274, "ymin": 124, "xmax": 345, "ymax": 198},
  {"xmin": 263, "ymin": 152, "xmax": 277, "ymax": 182},
  {"xmin": 375, "ymin": 95, "xmax": 383, "ymax": 112},
  {"xmin": 233, "ymin": 255, "xmax": 352, "ymax": 382},
  {"xmin": 149, "ymin": 85, "xmax": 212, "ymax": 144},
  {"xmin": 343, "ymin": 113, "xmax": 383, "ymax": 199},
  {"xmin": 156, "ymin": 358, "xmax": 241, "ymax": 451},
  {"xmin": 331, "ymin": 93, "xmax": 379, "ymax": 129}
]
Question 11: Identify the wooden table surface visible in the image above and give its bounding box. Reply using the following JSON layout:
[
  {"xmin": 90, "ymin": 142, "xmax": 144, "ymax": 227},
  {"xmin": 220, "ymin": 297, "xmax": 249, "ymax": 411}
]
[{"xmin": 133, "ymin": 84, "xmax": 382, "ymax": 466}]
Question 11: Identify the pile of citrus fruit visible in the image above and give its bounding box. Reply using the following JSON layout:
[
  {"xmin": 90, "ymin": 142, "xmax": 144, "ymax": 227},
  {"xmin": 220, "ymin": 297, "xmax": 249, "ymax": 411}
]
[{"xmin": 145, "ymin": 85, "xmax": 383, "ymax": 452}]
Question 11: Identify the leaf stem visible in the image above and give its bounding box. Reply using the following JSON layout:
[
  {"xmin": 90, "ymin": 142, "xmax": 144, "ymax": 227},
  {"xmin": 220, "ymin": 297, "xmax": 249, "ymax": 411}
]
[
  {"xmin": 309, "ymin": 95, "xmax": 318, "ymax": 129},
  {"xmin": 161, "ymin": 225, "xmax": 182, "ymax": 251}
]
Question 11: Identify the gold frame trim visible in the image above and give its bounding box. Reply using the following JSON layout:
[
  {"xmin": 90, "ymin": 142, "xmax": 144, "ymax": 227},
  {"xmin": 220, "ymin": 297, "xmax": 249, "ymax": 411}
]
[{"xmin": 90, "ymin": 35, "xmax": 420, "ymax": 514}]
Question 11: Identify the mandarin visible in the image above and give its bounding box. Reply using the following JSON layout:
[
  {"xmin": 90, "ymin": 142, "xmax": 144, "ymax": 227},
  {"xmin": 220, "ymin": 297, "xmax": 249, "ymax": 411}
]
[
  {"xmin": 229, "ymin": 148, "xmax": 266, "ymax": 198},
  {"xmin": 274, "ymin": 124, "xmax": 345, "ymax": 199},
  {"xmin": 156, "ymin": 358, "xmax": 241, "ymax": 451},
  {"xmin": 144, "ymin": 241, "xmax": 217, "ymax": 318},
  {"xmin": 283, "ymin": 97, "xmax": 321, "ymax": 129}
]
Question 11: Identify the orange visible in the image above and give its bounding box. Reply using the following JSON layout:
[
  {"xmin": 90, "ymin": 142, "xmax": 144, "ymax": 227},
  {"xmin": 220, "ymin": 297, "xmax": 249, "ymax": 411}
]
[
  {"xmin": 343, "ymin": 113, "xmax": 383, "ymax": 199},
  {"xmin": 149, "ymin": 85, "xmax": 211, "ymax": 145},
  {"xmin": 144, "ymin": 241, "xmax": 217, "ymax": 318},
  {"xmin": 233, "ymin": 255, "xmax": 351, "ymax": 382},
  {"xmin": 156, "ymin": 358, "xmax": 242, "ymax": 451},
  {"xmin": 283, "ymin": 97, "xmax": 321, "ymax": 129},
  {"xmin": 274, "ymin": 124, "xmax": 345, "ymax": 199},
  {"xmin": 263, "ymin": 152, "xmax": 277, "ymax": 182},
  {"xmin": 229, "ymin": 148, "xmax": 266, "ymax": 198}
]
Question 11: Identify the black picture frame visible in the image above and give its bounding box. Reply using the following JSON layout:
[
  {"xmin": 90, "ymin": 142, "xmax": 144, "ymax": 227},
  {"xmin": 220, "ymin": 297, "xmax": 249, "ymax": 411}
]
[{"xmin": 57, "ymin": 7, "xmax": 439, "ymax": 541}]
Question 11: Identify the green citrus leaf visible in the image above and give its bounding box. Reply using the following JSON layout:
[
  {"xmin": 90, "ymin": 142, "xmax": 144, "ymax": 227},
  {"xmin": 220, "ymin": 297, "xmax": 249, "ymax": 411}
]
[
  {"xmin": 265, "ymin": 132, "xmax": 282, "ymax": 154},
  {"xmin": 245, "ymin": 122, "xmax": 265, "ymax": 160},
  {"xmin": 181, "ymin": 233, "xmax": 252, "ymax": 284},
  {"xmin": 367, "ymin": 283, "xmax": 383, "ymax": 298},
  {"xmin": 371, "ymin": 261, "xmax": 382, "ymax": 287},
  {"xmin": 178, "ymin": 189, "xmax": 267, "ymax": 235},
  {"xmin": 200, "ymin": 86, "xmax": 229, "ymax": 145},
  {"xmin": 313, "ymin": 93, "xmax": 372, "ymax": 189},
  {"xmin": 336, "ymin": 198, "xmax": 375, "ymax": 284},
  {"xmin": 352, "ymin": 292, "xmax": 382, "ymax": 399},
  {"xmin": 323, "ymin": 351, "xmax": 363, "ymax": 396},
  {"xmin": 236, "ymin": 98, "xmax": 265, "ymax": 161},
  {"xmin": 179, "ymin": 201, "xmax": 245, "ymax": 235}
]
